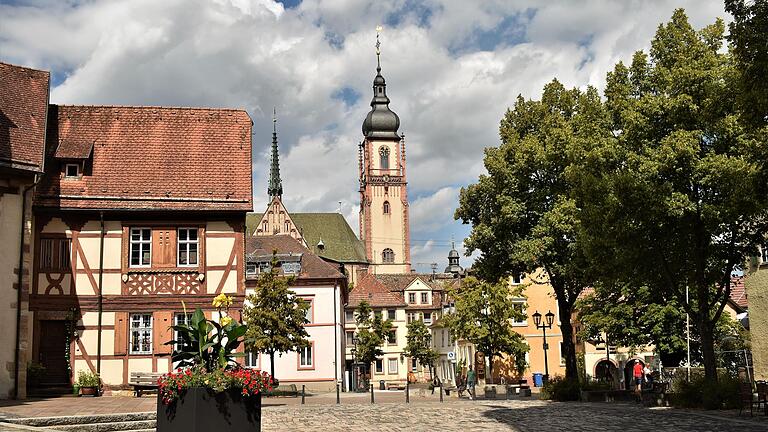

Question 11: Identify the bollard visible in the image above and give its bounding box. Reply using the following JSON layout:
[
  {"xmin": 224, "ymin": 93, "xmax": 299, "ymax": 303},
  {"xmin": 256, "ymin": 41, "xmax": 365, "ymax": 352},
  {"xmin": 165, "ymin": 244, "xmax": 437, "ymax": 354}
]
[
  {"xmin": 301, "ymin": 385, "xmax": 306, "ymax": 405},
  {"xmin": 370, "ymin": 384, "xmax": 374, "ymax": 404},
  {"xmin": 439, "ymin": 385, "xmax": 443, "ymax": 402},
  {"xmin": 336, "ymin": 382, "xmax": 340, "ymax": 404},
  {"xmin": 406, "ymin": 381, "xmax": 410, "ymax": 403}
]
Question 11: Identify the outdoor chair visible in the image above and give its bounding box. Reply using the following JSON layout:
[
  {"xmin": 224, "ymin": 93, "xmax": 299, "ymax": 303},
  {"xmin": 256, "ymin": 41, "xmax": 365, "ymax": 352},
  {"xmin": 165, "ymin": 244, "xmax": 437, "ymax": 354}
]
[{"xmin": 739, "ymin": 381, "xmax": 759, "ymax": 416}]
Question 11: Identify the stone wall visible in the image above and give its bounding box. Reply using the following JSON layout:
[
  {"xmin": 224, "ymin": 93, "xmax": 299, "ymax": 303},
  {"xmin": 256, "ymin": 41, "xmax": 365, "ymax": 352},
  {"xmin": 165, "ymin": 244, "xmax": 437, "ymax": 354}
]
[{"xmin": 747, "ymin": 268, "xmax": 768, "ymax": 381}]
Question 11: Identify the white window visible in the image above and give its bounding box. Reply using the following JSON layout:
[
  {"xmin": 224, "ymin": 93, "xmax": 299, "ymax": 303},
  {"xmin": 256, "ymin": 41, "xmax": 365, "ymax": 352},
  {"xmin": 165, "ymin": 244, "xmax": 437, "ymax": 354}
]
[
  {"xmin": 129, "ymin": 228, "xmax": 151, "ymax": 267},
  {"xmin": 408, "ymin": 293, "xmax": 416, "ymax": 304},
  {"xmin": 420, "ymin": 292, "xmax": 428, "ymax": 304},
  {"xmin": 283, "ymin": 262, "xmax": 301, "ymax": 274},
  {"xmin": 284, "ymin": 221, "xmax": 290, "ymax": 233},
  {"xmin": 387, "ymin": 309, "xmax": 396, "ymax": 320},
  {"xmin": 511, "ymin": 300, "xmax": 527, "ymax": 326},
  {"xmin": 299, "ymin": 344, "xmax": 313, "ymax": 368},
  {"xmin": 511, "ymin": 273, "xmax": 522, "ymax": 285},
  {"xmin": 245, "ymin": 351, "xmax": 260, "ymax": 369},
  {"xmin": 762, "ymin": 243, "xmax": 768, "ymax": 265},
  {"xmin": 375, "ymin": 359, "xmax": 383, "ymax": 374},
  {"xmin": 407, "ymin": 312, "xmax": 416, "ymax": 323},
  {"xmin": 130, "ymin": 314, "xmax": 152, "ymax": 354},
  {"xmin": 65, "ymin": 163, "xmax": 80, "ymax": 178},
  {"xmin": 346, "ymin": 331, "xmax": 354, "ymax": 346},
  {"xmin": 423, "ymin": 312, "xmax": 432, "ymax": 325},
  {"xmin": 388, "ymin": 358, "xmax": 398, "ymax": 374},
  {"xmin": 382, "ymin": 248, "xmax": 395, "ymax": 263},
  {"xmin": 411, "ymin": 358, "xmax": 418, "ymax": 372},
  {"xmin": 246, "ymin": 262, "xmax": 257, "ymax": 275},
  {"xmin": 174, "ymin": 313, "xmax": 193, "ymax": 351},
  {"xmin": 177, "ymin": 228, "xmax": 198, "ymax": 266},
  {"xmin": 387, "ymin": 329, "xmax": 397, "ymax": 345},
  {"xmin": 302, "ymin": 297, "xmax": 314, "ymax": 324},
  {"xmin": 345, "ymin": 310, "xmax": 355, "ymax": 322}
]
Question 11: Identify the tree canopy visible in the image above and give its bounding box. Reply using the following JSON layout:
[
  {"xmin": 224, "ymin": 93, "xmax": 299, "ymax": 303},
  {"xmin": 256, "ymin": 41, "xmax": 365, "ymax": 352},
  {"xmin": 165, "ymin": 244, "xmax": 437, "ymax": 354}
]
[
  {"xmin": 403, "ymin": 319, "xmax": 439, "ymax": 375},
  {"xmin": 352, "ymin": 301, "xmax": 393, "ymax": 387}
]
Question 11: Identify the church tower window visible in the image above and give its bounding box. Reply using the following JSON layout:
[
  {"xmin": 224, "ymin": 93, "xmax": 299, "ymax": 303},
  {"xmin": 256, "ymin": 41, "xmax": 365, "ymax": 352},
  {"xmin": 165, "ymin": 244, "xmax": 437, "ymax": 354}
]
[
  {"xmin": 382, "ymin": 248, "xmax": 394, "ymax": 263},
  {"xmin": 383, "ymin": 201, "xmax": 390, "ymax": 214},
  {"xmin": 379, "ymin": 146, "xmax": 390, "ymax": 170}
]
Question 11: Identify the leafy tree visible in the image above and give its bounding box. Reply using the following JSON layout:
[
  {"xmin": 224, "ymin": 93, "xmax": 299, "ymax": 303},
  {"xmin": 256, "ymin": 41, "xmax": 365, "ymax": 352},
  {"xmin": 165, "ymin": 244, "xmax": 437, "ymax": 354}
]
[
  {"xmin": 726, "ymin": 0, "xmax": 768, "ymax": 126},
  {"xmin": 455, "ymin": 80, "xmax": 610, "ymax": 380},
  {"xmin": 242, "ymin": 254, "xmax": 310, "ymax": 380},
  {"xmin": 402, "ymin": 319, "xmax": 439, "ymax": 378},
  {"xmin": 352, "ymin": 301, "xmax": 393, "ymax": 387},
  {"xmin": 444, "ymin": 277, "xmax": 528, "ymax": 383},
  {"xmin": 574, "ymin": 10, "xmax": 768, "ymax": 382}
]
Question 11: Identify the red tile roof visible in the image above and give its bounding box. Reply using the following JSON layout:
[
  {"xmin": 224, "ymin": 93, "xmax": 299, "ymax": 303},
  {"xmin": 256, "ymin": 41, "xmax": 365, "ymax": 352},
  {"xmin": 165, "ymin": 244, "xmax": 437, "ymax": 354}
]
[
  {"xmin": 245, "ymin": 234, "xmax": 344, "ymax": 280},
  {"xmin": 375, "ymin": 274, "xmax": 445, "ymax": 292},
  {"xmin": 0, "ymin": 62, "xmax": 50, "ymax": 172},
  {"xmin": 348, "ymin": 272, "xmax": 404, "ymax": 308},
  {"xmin": 729, "ymin": 276, "xmax": 748, "ymax": 309},
  {"xmin": 35, "ymin": 105, "xmax": 252, "ymax": 211}
]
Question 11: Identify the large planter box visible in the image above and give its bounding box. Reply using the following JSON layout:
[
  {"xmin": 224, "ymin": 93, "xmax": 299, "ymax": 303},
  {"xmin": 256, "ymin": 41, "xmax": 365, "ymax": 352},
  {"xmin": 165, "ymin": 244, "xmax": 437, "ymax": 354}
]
[{"xmin": 157, "ymin": 387, "xmax": 261, "ymax": 432}]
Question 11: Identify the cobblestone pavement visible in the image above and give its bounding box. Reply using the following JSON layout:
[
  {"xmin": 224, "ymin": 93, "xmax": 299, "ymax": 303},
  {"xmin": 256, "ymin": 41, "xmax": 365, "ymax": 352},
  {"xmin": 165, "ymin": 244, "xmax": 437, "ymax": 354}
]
[{"xmin": 262, "ymin": 400, "xmax": 768, "ymax": 432}]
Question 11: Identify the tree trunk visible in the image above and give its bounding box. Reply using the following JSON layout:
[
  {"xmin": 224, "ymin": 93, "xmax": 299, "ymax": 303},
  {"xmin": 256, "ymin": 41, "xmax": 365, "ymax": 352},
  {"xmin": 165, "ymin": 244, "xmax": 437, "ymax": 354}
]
[
  {"xmin": 270, "ymin": 351, "xmax": 276, "ymax": 381},
  {"xmin": 698, "ymin": 314, "xmax": 718, "ymax": 383},
  {"xmin": 487, "ymin": 353, "xmax": 494, "ymax": 385},
  {"xmin": 558, "ymin": 301, "xmax": 578, "ymax": 380}
]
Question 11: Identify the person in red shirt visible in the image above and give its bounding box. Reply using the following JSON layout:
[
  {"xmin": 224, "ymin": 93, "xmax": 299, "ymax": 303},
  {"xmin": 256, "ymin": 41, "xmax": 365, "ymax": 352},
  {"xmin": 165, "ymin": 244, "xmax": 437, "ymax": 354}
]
[{"xmin": 632, "ymin": 360, "xmax": 644, "ymax": 399}]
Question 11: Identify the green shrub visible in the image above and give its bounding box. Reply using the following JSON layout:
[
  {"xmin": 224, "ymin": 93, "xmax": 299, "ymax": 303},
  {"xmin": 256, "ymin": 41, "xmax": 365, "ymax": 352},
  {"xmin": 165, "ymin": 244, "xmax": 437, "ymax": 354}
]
[
  {"xmin": 541, "ymin": 376, "xmax": 581, "ymax": 401},
  {"xmin": 671, "ymin": 373, "xmax": 741, "ymax": 410},
  {"xmin": 77, "ymin": 371, "xmax": 100, "ymax": 388}
]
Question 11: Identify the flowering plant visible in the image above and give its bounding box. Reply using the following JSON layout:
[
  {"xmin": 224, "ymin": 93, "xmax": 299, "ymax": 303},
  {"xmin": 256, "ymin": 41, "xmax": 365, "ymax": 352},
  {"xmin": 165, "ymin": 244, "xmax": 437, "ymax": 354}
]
[{"xmin": 158, "ymin": 366, "xmax": 273, "ymax": 405}]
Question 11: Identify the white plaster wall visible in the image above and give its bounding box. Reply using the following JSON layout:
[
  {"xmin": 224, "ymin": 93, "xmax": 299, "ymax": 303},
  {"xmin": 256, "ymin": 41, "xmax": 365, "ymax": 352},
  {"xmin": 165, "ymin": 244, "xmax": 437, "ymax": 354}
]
[{"xmin": 0, "ymin": 190, "xmax": 22, "ymax": 397}]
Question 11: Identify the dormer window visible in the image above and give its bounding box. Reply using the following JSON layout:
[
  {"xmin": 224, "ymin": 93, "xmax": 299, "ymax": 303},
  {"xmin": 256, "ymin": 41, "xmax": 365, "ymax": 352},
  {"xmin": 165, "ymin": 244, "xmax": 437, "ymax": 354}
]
[{"xmin": 65, "ymin": 163, "xmax": 80, "ymax": 178}]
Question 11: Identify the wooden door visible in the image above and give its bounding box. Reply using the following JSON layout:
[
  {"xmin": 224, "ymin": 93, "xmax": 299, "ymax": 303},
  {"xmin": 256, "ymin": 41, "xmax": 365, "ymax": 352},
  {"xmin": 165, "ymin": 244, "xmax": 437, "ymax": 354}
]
[
  {"xmin": 152, "ymin": 228, "xmax": 176, "ymax": 267},
  {"xmin": 38, "ymin": 320, "xmax": 69, "ymax": 385}
]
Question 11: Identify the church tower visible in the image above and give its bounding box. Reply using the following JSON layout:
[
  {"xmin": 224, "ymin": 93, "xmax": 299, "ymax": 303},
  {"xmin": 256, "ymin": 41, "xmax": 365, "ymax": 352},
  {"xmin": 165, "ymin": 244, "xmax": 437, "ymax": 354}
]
[{"xmin": 359, "ymin": 30, "xmax": 411, "ymax": 274}]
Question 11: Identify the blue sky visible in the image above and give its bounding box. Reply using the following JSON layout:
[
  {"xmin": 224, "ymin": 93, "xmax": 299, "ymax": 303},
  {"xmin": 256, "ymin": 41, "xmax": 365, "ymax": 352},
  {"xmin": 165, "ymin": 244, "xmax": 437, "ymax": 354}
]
[{"xmin": 0, "ymin": 0, "xmax": 731, "ymax": 272}]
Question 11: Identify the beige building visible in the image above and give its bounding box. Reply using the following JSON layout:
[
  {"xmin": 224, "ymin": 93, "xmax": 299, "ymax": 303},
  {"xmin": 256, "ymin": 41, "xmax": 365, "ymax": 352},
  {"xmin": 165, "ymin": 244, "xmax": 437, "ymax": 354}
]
[{"xmin": 748, "ymin": 244, "xmax": 768, "ymax": 381}]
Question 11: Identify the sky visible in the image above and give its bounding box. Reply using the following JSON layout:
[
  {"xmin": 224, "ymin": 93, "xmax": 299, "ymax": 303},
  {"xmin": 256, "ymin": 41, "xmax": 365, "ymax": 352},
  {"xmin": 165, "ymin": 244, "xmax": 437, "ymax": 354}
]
[{"xmin": 0, "ymin": 0, "xmax": 732, "ymax": 273}]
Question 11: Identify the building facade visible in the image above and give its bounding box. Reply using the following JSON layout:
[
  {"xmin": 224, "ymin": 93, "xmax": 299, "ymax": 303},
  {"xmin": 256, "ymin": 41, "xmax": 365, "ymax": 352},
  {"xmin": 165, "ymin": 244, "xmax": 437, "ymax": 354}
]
[
  {"xmin": 748, "ymin": 243, "xmax": 767, "ymax": 380},
  {"xmin": 244, "ymin": 235, "xmax": 346, "ymax": 392},
  {"xmin": 29, "ymin": 105, "xmax": 252, "ymax": 390}
]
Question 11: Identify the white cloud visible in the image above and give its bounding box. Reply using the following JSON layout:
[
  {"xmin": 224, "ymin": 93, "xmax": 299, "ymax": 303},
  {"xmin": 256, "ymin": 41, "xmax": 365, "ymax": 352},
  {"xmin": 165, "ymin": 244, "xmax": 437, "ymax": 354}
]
[{"xmin": 0, "ymin": 0, "xmax": 732, "ymax": 270}]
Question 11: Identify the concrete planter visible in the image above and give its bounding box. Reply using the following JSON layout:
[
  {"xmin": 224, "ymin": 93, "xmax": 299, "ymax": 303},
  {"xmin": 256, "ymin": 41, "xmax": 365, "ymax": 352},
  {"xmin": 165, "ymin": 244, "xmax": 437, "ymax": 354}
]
[{"xmin": 157, "ymin": 387, "xmax": 262, "ymax": 432}]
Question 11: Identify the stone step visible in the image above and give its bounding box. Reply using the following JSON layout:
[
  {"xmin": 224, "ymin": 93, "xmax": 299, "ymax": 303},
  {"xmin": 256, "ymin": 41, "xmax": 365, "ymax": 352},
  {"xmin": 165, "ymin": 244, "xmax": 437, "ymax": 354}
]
[
  {"xmin": 6, "ymin": 413, "xmax": 155, "ymax": 427},
  {"xmin": 50, "ymin": 420, "xmax": 156, "ymax": 432}
]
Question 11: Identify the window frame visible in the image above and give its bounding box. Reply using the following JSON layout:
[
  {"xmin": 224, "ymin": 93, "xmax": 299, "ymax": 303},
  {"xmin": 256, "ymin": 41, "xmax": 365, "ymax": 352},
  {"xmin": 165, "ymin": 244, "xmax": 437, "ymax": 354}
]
[
  {"xmin": 174, "ymin": 312, "xmax": 194, "ymax": 352},
  {"xmin": 39, "ymin": 237, "xmax": 71, "ymax": 272},
  {"xmin": 129, "ymin": 313, "xmax": 153, "ymax": 355},
  {"xmin": 408, "ymin": 293, "xmax": 416, "ymax": 304},
  {"xmin": 383, "ymin": 201, "xmax": 390, "ymax": 214},
  {"xmin": 379, "ymin": 146, "xmax": 390, "ymax": 170},
  {"xmin": 245, "ymin": 351, "xmax": 260, "ymax": 369},
  {"xmin": 387, "ymin": 357, "xmax": 398, "ymax": 375},
  {"xmin": 300, "ymin": 296, "xmax": 314, "ymax": 324},
  {"xmin": 129, "ymin": 228, "xmax": 152, "ymax": 268},
  {"xmin": 420, "ymin": 292, "xmax": 428, "ymax": 304},
  {"xmin": 382, "ymin": 248, "xmax": 395, "ymax": 263},
  {"xmin": 177, "ymin": 227, "xmax": 199, "ymax": 267},
  {"xmin": 374, "ymin": 358, "xmax": 384, "ymax": 374},
  {"xmin": 387, "ymin": 328, "xmax": 397, "ymax": 345},
  {"xmin": 346, "ymin": 330, "xmax": 355, "ymax": 346},
  {"xmin": 761, "ymin": 243, "xmax": 768, "ymax": 265},
  {"xmin": 298, "ymin": 342, "xmax": 314, "ymax": 370},
  {"xmin": 387, "ymin": 309, "xmax": 396, "ymax": 321},
  {"xmin": 64, "ymin": 163, "xmax": 80, "ymax": 178},
  {"xmin": 511, "ymin": 299, "xmax": 527, "ymax": 326},
  {"xmin": 345, "ymin": 310, "xmax": 355, "ymax": 322}
]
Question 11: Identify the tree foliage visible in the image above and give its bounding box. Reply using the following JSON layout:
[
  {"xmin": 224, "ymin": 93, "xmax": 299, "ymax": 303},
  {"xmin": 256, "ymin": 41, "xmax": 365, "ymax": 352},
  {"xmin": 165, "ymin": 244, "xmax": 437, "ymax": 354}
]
[
  {"xmin": 455, "ymin": 79, "xmax": 610, "ymax": 379},
  {"xmin": 352, "ymin": 301, "xmax": 393, "ymax": 385},
  {"xmin": 444, "ymin": 277, "xmax": 528, "ymax": 382},
  {"xmin": 574, "ymin": 9, "xmax": 768, "ymax": 382},
  {"xmin": 403, "ymin": 319, "xmax": 439, "ymax": 374},
  {"xmin": 726, "ymin": 0, "xmax": 768, "ymax": 126},
  {"xmin": 242, "ymin": 254, "xmax": 310, "ymax": 379}
]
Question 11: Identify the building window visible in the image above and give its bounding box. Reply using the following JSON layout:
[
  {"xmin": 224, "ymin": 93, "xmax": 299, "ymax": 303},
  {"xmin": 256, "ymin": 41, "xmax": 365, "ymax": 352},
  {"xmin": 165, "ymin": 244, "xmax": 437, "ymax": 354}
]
[
  {"xmin": 408, "ymin": 293, "xmax": 416, "ymax": 304},
  {"xmin": 39, "ymin": 238, "xmax": 71, "ymax": 272},
  {"xmin": 284, "ymin": 221, "xmax": 290, "ymax": 233},
  {"xmin": 345, "ymin": 310, "xmax": 355, "ymax": 322},
  {"xmin": 382, "ymin": 248, "xmax": 394, "ymax": 263},
  {"xmin": 411, "ymin": 358, "xmax": 418, "ymax": 372},
  {"xmin": 383, "ymin": 201, "xmax": 390, "ymax": 214},
  {"xmin": 420, "ymin": 292, "xmax": 428, "ymax": 304},
  {"xmin": 387, "ymin": 329, "xmax": 397, "ymax": 345},
  {"xmin": 246, "ymin": 262, "xmax": 257, "ymax": 275},
  {"xmin": 130, "ymin": 314, "xmax": 152, "ymax": 354},
  {"xmin": 387, "ymin": 309, "xmax": 396, "ymax": 320},
  {"xmin": 301, "ymin": 297, "xmax": 314, "ymax": 324},
  {"xmin": 245, "ymin": 351, "xmax": 259, "ymax": 369},
  {"xmin": 177, "ymin": 228, "xmax": 198, "ymax": 266},
  {"xmin": 283, "ymin": 262, "xmax": 301, "ymax": 275},
  {"xmin": 423, "ymin": 313, "xmax": 432, "ymax": 325},
  {"xmin": 174, "ymin": 313, "xmax": 193, "ymax": 352},
  {"xmin": 511, "ymin": 273, "xmax": 522, "ymax": 285},
  {"xmin": 762, "ymin": 243, "xmax": 768, "ymax": 265},
  {"xmin": 346, "ymin": 331, "xmax": 354, "ymax": 346},
  {"xmin": 299, "ymin": 344, "xmax": 313, "ymax": 369},
  {"xmin": 388, "ymin": 358, "xmax": 398, "ymax": 374},
  {"xmin": 511, "ymin": 300, "xmax": 527, "ymax": 326},
  {"xmin": 64, "ymin": 163, "xmax": 80, "ymax": 178},
  {"xmin": 379, "ymin": 146, "xmax": 390, "ymax": 170},
  {"xmin": 375, "ymin": 359, "xmax": 384, "ymax": 374},
  {"xmin": 407, "ymin": 312, "xmax": 416, "ymax": 323},
  {"xmin": 129, "ymin": 228, "xmax": 151, "ymax": 267}
]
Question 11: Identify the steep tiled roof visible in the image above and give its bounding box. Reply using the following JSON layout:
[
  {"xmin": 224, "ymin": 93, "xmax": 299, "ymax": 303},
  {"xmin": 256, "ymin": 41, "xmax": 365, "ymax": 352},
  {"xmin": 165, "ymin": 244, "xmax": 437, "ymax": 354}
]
[
  {"xmin": 35, "ymin": 105, "xmax": 252, "ymax": 211},
  {"xmin": 290, "ymin": 213, "xmax": 368, "ymax": 263},
  {"xmin": 376, "ymin": 274, "xmax": 445, "ymax": 292},
  {"xmin": 0, "ymin": 62, "xmax": 49, "ymax": 172},
  {"xmin": 729, "ymin": 276, "xmax": 748, "ymax": 309},
  {"xmin": 348, "ymin": 272, "xmax": 404, "ymax": 308},
  {"xmin": 245, "ymin": 234, "xmax": 344, "ymax": 280}
]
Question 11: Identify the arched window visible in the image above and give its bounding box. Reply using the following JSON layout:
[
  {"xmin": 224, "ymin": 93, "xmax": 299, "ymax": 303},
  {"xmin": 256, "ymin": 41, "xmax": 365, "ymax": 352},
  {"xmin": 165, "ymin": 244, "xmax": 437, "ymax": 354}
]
[
  {"xmin": 379, "ymin": 146, "xmax": 390, "ymax": 170},
  {"xmin": 284, "ymin": 221, "xmax": 290, "ymax": 233},
  {"xmin": 262, "ymin": 221, "xmax": 268, "ymax": 232},
  {"xmin": 382, "ymin": 248, "xmax": 394, "ymax": 263},
  {"xmin": 383, "ymin": 201, "xmax": 390, "ymax": 214}
]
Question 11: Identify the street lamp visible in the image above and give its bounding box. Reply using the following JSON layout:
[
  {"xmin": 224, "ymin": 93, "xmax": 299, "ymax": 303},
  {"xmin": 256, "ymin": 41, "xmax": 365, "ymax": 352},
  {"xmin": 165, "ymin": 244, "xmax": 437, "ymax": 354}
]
[
  {"xmin": 533, "ymin": 310, "xmax": 555, "ymax": 384},
  {"xmin": 351, "ymin": 335, "xmax": 359, "ymax": 391}
]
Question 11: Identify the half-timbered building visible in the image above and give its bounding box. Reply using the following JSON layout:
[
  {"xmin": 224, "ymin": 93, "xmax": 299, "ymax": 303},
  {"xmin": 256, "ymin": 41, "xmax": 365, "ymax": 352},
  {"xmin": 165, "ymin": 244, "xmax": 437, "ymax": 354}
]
[{"xmin": 30, "ymin": 105, "xmax": 252, "ymax": 390}]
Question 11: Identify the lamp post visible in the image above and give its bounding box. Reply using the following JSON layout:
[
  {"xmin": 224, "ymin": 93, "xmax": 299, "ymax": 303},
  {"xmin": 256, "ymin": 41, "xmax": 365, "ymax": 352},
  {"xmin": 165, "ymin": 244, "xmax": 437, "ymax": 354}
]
[
  {"xmin": 533, "ymin": 310, "xmax": 555, "ymax": 384},
  {"xmin": 351, "ymin": 335, "xmax": 359, "ymax": 392}
]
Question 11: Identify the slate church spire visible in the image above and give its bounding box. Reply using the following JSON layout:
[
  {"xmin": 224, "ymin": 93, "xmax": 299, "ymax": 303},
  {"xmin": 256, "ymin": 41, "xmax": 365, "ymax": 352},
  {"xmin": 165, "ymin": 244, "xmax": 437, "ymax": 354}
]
[{"xmin": 268, "ymin": 108, "xmax": 283, "ymax": 199}]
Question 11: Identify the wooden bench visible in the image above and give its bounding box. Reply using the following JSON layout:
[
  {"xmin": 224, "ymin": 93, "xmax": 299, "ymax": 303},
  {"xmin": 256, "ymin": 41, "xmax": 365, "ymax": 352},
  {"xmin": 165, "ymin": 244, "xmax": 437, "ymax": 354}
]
[
  {"xmin": 129, "ymin": 372, "xmax": 163, "ymax": 397},
  {"xmin": 385, "ymin": 380, "xmax": 407, "ymax": 390}
]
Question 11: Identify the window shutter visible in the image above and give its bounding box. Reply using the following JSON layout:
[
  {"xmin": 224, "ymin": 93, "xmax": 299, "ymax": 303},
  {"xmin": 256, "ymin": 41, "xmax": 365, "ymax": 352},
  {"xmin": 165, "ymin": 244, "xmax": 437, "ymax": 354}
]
[
  {"xmin": 152, "ymin": 228, "xmax": 177, "ymax": 267},
  {"xmin": 153, "ymin": 311, "xmax": 173, "ymax": 354},
  {"xmin": 114, "ymin": 312, "xmax": 128, "ymax": 355}
]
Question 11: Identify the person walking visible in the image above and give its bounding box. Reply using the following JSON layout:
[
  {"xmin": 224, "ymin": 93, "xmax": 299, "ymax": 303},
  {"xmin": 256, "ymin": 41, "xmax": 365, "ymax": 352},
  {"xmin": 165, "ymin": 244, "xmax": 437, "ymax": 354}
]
[
  {"xmin": 467, "ymin": 365, "xmax": 477, "ymax": 400},
  {"xmin": 633, "ymin": 360, "xmax": 644, "ymax": 401}
]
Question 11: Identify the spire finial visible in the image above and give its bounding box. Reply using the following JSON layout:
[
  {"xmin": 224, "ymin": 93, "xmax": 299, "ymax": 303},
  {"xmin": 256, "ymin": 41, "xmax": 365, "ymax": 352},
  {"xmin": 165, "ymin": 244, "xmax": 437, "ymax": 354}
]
[
  {"xmin": 268, "ymin": 107, "xmax": 283, "ymax": 199},
  {"xmin": 375, "ymin": 25, "xmax": 383, "ymax": 71}
]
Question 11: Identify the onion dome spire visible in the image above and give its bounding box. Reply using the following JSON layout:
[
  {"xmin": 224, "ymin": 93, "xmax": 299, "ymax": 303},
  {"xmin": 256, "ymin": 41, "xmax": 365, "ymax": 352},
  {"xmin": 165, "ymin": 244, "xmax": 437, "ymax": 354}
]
[
  {"xmin": 362, "ymin": 26, "xmax": 400, "ymax": 140},
  {"xmin": 268, "ymin": 108, "xmax": 283, "ymax": 199}
]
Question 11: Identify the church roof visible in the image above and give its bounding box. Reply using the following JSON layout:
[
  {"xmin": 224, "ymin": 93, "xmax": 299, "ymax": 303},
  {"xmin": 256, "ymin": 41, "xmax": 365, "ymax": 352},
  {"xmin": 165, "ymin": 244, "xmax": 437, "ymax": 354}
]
[
  {"xmin": 291, "ymin": 213, "xmax": 368, "ymax": 264},
  {"xmin": 361, "ymin": 65, "xmax": 400, "ymax": 140},
  {"xmin": 245, "ymin": 234, "xmax": 344, "ymax": 280}
]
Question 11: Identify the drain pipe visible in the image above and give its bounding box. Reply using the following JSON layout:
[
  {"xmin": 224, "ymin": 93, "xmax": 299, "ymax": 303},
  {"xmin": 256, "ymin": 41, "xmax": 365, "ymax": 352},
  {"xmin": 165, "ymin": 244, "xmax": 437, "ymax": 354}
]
[
  {"xmin": 96, "ymin": 212, "xmax": 105, "ymax": 382},
  {"xmin": 14, "ymin": 175, "xmax": 41, "ymax": 399}
]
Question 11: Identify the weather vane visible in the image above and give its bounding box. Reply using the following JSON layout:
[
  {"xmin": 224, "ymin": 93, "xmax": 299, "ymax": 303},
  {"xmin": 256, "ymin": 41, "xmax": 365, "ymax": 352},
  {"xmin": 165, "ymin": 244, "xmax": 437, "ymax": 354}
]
[{"xmin": 376, "ymin": 25, "xmax": 383, "ymax": 68}]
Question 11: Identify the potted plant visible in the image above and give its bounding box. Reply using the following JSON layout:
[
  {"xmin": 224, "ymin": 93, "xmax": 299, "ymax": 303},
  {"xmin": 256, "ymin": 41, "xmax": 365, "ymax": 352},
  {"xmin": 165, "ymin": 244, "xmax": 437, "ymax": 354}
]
[
  {"xmin": 157, "ymin": 296, "xmax": 272, "ymax": 432},
  {"xmin": 26, "ymin": 362, "xmax": 46, "ymax": 390},
  {"xmin": 77, "ymin": 371, "xmax": 100, "ymax": 396}
]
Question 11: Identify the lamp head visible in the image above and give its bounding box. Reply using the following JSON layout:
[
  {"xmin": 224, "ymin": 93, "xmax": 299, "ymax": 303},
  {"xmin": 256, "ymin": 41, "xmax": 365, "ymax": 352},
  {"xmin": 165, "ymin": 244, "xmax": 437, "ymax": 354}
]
[
  {"xmin": 545, "ymin": 310, "xmax": 555, "ymax": 327},
  {"xmin": 532, "ymin": 310, "xmax": 542, "ymax": 327}
]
